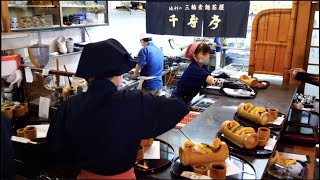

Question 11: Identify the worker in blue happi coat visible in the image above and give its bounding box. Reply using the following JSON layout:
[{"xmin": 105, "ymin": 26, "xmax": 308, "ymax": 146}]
[{"xmin": 132, "ymin": 33, "xmax": 164, "ymax": 95}]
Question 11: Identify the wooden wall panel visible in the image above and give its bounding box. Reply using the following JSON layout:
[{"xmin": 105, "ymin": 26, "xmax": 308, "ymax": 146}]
[
  {"xmin": 263, "ymin": 45, "xmax": 277, "ymax": 72},
  {"xmin": 278, "ymin": 13, "xmax": 291, "ymax": 42},
  {"xmin": 249, "ymin": 8, "xmax": 295, "ymax": 80}
]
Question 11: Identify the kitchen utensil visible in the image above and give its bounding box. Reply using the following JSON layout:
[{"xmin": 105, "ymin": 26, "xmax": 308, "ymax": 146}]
[{"xmin": 28, "ymin": 43, "xmax": 49, "ymax": 68}]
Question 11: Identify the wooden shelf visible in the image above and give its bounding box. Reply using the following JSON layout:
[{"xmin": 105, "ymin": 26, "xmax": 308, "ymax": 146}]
[
  {"xmin": 49, "ymin": 51, "xmax": 82, "ymax": 59},
  {"xmin": 61, "ymin": 5, "xmax": 106, "ymax": 8},
  {"xmin": 10, "ymin": 23, "xmax": 108, "ymax": 32},
  {"xmin": 11, "ymin": 25, "xmax": 61, "ymax": 32},
  {"xmin": 61, "ymin": 23, "xmax": 108, "ymax": 28},
  {"xmin": 8, "ymin": 4, "xmax": 58, "ymax": 8}
]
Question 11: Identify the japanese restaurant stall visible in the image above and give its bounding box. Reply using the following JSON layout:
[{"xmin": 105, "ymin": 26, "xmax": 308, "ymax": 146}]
[{"xmin": 1, "ymin": 1, "xmax": 319, "ymax": 179}]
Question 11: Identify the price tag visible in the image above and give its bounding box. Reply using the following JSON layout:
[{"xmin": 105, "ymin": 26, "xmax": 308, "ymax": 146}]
[
  {"xmin": 42, "ymin": 68, "xmax": 50, "ymax": 76},
  {"xmin": 24, "ymin": 67, "xmax": 33, "ymax": 83},
  {"xmin": 264, "ymin": 136, "xmax": 277, "ymax": 151},
  {"xmin": 39, "ymin": 96, "xmax": 51, "ymax": 119},
  {"xmin": 272, "ymin": 115, "xmax": 285, "ymax": 125},
  {"xmin": 11, "ymin": 136, "xmax": 29, "ymax": 143}
]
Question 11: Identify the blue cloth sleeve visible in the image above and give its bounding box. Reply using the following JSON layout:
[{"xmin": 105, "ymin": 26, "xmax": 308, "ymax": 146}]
[
  {"xmin": 137, "ymin": 48, "xmax": 147, "ymax": 68},
  {"xmin": 214, "ymin": 37, "xmax": 221, "ymax": 46}
]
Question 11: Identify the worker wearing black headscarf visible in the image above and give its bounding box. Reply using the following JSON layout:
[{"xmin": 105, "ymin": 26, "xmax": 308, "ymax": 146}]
[{"xmin": 47, "ymin": 39, "xmax": 189, "ymax": 179}]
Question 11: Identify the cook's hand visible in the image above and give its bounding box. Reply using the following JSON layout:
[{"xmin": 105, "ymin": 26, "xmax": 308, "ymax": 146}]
[
  {"xmin": 289, "ymin": 68, "xmax": 306, "ymax": 75},
  {"xmin": 311, "ymin": 75, "xmax": 319, "ymax": 84},
  {"xmin": 132, "ymin": 71, "xmax": 139, "ymax": 79}
]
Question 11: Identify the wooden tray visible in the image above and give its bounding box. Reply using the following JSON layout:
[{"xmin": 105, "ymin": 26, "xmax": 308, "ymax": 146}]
[
  {"xmin": 216, "ymin": 131, "xmax": 279, "ymax": 157},
  {"xmin": 234, "ymin": 112, "xmax": 286, "ymax": 130},
  {"xmin": 134, "ymin": 138, "xmax": 175, "ymax": 173},
  {"xmin": 170, "ymin": 152, "xmax": 256, "ymax": 179}
]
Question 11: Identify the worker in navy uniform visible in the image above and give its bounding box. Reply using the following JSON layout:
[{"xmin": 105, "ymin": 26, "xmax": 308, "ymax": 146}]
[
  {"xmin": 1, "ymin": 113, "xmax": 15, "ymax": 179},
  {"xmin": 132, "ymin": 33, "xmax": 164, "ymax": 95},
  {"xmin": 172, "ymin": 42, "xmax": 250, "ymax": 105},
  {"xmin": 47, "ymin": 39, "xmax": 189, "ymax": 179}
]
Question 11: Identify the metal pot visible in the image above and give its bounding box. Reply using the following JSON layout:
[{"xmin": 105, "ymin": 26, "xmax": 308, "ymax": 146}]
[{"xmin": 28, "ymin": 43, "xmax": 49, "ymax": 68}]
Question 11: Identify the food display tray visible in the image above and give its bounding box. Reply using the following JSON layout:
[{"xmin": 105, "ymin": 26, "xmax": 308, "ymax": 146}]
[
  {"xmin": 216, "ymin": 131, "xmax": 279, "ymax": 157},
  {"xmin": 134, "ymin": 139, "xmax": 175, "ymax": 173},
  {"xmin": 234, "ymin": 112, "xmax": 286, "ymax": 130},
  {"xmin": 265, "ymin": 160, "xmax": 307, "ymax": 180},
  {"xmin": 219, "ymin": 87, "xmax": 258, "ymax": 99},
  {"xmin": 234, "ymin": 79, "xmax": 270, "ymax": 89},
  {"xmin": 171, "ymin": 152, "xmax": 256, "ymax": 179}
]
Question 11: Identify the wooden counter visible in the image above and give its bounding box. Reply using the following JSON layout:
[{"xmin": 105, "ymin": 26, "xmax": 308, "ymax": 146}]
[{"xmin": 143, "ymin": 80, "xmax": 304, "ymax": 179}]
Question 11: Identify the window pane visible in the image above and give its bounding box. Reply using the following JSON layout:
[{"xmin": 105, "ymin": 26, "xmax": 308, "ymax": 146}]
[
  {"xmin": 314, "ymin": 11, "xmax": 319, "ymax": 28},
  {"xmin": 304, "ymin": 83, "xmax": 319, "ymax": 99},
  {"xmin": 311, "ymin": 30, "xmax": 319, "ymax": 46},
  {"xmin": 307, "ymin": 65, "xmax": 319, "ymax": 74},
  {"xmin": 309, "ymin": 48, "xmax": 319, "ymax": 64}
]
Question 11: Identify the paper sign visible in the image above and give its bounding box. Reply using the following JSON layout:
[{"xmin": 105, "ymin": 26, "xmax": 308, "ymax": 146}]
[
  {"xmin": 1, "ymin": 60, "xmax": 17, "ymax": 77},
  {"xmin": 24, "ymin": 67, "xmax": 33, "ymax": 83},
  {"xmin": 226, "ymin": 158, "xmax": 243, "ymax": 176},
  {"xmin": 39, "ymin": 97, "xmax": 51, "ymax": 119},
  {"xmin": 279, "ymin": 152, "xmax": 307, "ymax": 162},
  {"xmin": 26, "ymin": 124, "xmax": 50, "ymax": 138},
  {"xmin": 181, "ymin": 171, "xmax": 211, "ymax": 179},
  {"xmin": 11, "ymin": 136, "xmax": 30, "ymax": 143},
  {"xmin": 42, "ymin": 68, "xmax": 50, "ymax": 76},
  {"xmin": 207, "ymin": 85, "xmax": 221, "ymax": 90},
  {"xmin": 143, "ymin": 141, "xmax": 160, "ymax": 159},
  {"xmin": 59, "ymin": 76, "xmax": 66, "ymax": 87},
  {"xmin": 272, "ymin": 115, "xmax": 285, "ymax": 125},
  {"xmin": 264, "ymin": 136, "xmax": 277, "ymax": 151}
]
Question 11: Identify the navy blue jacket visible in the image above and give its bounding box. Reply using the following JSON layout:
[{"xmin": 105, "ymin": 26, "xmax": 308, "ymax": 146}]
[
  {"xmin": 47, "ymin": 79, "xmax": 189, "ymax": 175},
  {"xmin": 137, "ymin": 42, "xmax": 164, "ymax": 91},
  {"xmin": 172, "ymin": 61, "xmax": 210, "ymax": 104},
  {"xmin": 1, "ymin": 113, "xmax": 15, "ymax": 179}
]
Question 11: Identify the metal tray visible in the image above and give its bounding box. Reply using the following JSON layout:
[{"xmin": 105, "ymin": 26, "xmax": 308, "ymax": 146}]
[
  {"xmin": 170, "ymin": 152, "xmax": 256, "ymax": 179},
  {"xmin": 216, "ymin": 131, "xmax": 279, "ymax": 157},
  {"xmin": 266, "ymin": 160, "xmax": 307, "ymax": 180},
  {"xmin": 134, "ymin": 138, "xmax": 175, "ymax": 173},
  {"xmin": 219, "ymin": 87, "xmax": 258, "ymax": 99},
  {"xmin": 234, "ymin": 112, "xmax": 286, "ymax": 130}
]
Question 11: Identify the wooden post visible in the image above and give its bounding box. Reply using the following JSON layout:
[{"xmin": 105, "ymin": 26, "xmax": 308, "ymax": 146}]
[
  {"xmin": 289, "ymin": 1, "xmax": 312, "ymax": 82},
  {"xmin": 284, "ymin": 1, "xmax": 298, "ymax": 82},
  {"xmin": 1, "ymin": 1, "xmax": 11, "ymax": 32}
]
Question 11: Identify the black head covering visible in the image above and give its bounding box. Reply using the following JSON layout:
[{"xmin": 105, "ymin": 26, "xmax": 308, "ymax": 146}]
[{"xmin": 75, "ymin": 39, "xmax": 136, "ymax": 79}]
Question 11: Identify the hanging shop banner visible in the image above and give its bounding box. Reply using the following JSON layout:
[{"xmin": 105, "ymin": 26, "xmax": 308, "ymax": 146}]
[{"xmin": 146, "ymin": 1, "xmax": 250, "ymax": 37}]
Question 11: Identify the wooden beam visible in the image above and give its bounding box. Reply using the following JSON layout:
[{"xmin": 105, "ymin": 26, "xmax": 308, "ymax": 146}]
[
  {"xmin": 1, "ymin": 1, "xmax": 11, "ymax": 32},
  {"xmin": 290, "ymin": 1, "xmax": 312, "ymax": 82}
]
